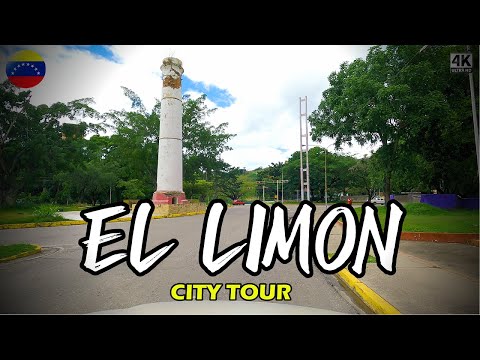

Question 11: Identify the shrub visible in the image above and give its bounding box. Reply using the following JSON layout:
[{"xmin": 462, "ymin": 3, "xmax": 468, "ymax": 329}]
[
  {"xmin": 33, "ymin": 204, "xmax": 60, "ymax": 218},
  {"xmin": 16, "ymin": 193, "xmax": 42, "ymax": 208}
]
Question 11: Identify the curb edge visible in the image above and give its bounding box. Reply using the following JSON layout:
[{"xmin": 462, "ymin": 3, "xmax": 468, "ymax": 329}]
[
  {"xmin": 335, "ymin": 269, "xmax": 401, "ymax": 314},
  {"xmin": 0, "ymin": 211, "xmax": 208, "ymax": 230},
  {"xmin": 0, "ymin": 244, "xmax": 42, "ymax": 263}
]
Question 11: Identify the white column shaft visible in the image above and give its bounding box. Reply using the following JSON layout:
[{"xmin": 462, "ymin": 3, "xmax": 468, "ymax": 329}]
[{"xmin": 156, "ymin": 58, "xmax": 184, "ymax": 193}]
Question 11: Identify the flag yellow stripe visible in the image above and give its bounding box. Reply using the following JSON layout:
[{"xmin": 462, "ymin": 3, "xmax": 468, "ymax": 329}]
[{"xmin": 9, "ymin": 50, "xmax": 44, "ymax": 62}]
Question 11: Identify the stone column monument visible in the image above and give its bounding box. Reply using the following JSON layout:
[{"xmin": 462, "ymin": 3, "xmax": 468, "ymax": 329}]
[{"xmin": 152, "ymin": 57, "xmax": 187, "ymax": 205}]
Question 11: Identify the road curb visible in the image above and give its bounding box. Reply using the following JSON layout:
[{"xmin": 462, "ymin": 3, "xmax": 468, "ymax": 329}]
[
  {"xmin": 0, "ymin": 244, "xmax": 42, "ymax": 263},
  {"xmin": 400, "ymin": 232, "xmax": 479, "ymax": 246},
  {"xmin": 332, "ymin": 221, "xmax": 401, "ymax": 314},
  {"xmin": 336, "ymin": 269, "xmax": 401, "ymax": 314},
  {"xmin": 0, "ymin": 220, "xmax": 86, "ymax": 230},
  {"xmin": 0, "ymin": 211, "xmax": 208, "ymax": 230},
  {"xmin": 335, "ymin": 221, "xmax": 478, "ymax": 247}
]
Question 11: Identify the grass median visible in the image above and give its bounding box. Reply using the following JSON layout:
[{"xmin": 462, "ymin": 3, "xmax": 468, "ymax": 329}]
[
  {"xmin": 355, "ymin": 203, "xmax": 479, "ymax": 233},
  {"xmin": 0, "ymin": 204, "xmax": 88, "ymax": 225},
  {"xmin": 0, "ymin": 244, "xmax": 41, "ymax": 262}
]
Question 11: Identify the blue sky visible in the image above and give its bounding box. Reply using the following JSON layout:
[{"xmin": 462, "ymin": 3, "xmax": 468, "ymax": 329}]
[
  {"xmin": 181, "ymin": 76, "xmax": 235, "ymax": 108},
  {"xmin": 64, "ymin": 45, "xmax": 121, "ymax": 63},
  {"xmin": 63, "ymin": 45, "xmax": 235, "ymax": 108}
]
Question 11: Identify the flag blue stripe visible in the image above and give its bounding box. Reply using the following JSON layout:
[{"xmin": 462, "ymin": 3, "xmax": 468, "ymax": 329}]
[{"xmin": 6, "ymin": 61, "xmax": 46, "ymax": 77}]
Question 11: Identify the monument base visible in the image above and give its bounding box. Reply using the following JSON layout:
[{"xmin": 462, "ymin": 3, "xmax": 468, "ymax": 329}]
[{"xmin": 152, "ymin": 191, "xmax": 188, "ymax": 205}]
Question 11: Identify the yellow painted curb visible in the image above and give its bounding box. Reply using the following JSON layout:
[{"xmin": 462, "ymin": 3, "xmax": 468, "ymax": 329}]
[
  {"xmin": 0, "ymin": 244, "xmax": 42, "ymax": 263},
  {"xmin": 158, "ymin": 211, "xmax": 206, "ymax": 219},
  {"xmin": 336, "ymin": 269, "xmax": 401, "ymax": 314},
  {"xmin": 0, "ymin": 211, "xmax": 208, "ymax": 230},
  {"xmin": 0, "ymin": 220, "xmax": 86, "ymax": 230}
]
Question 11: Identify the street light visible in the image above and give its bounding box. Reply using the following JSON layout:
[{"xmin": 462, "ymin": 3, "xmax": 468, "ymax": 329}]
[{"xmin": 324, "ymin": 143, "xmax": 335, "ymax": 210}]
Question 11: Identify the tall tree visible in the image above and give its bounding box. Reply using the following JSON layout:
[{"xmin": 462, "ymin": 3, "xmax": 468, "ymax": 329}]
[
  {"xmin": 213, "ymin": 162, "xmax": 244, "ymax": 201},
  {"xmin": 0, "ymin": 81, "xmax": 99, "ymax": 206},
  {"xmin": 348, "ymin": 156, "xmax": 380, "ymax": 201},
  {"xmin": 309, "ymin": 45, "xmax": 479, "ymax": 199},
  {"xmin": 182, "ymin": 94, "xmax": 234, "ymax": 182}
]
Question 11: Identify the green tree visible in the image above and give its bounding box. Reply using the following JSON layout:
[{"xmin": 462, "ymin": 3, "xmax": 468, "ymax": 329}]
[
  {"xmin": 183, "ymin": 179, "xmax": 214, "ymax": 202},
  {"xmin": 0, "ymin": 81, "xmax": 99, "ymax": 206},
  {"xmin": 308, "ymin": 47, "xmax": 409, "ymax": 200},
  {"xmin": 397, "ymin": 45, "xmax": 479, "ymax": 195},
  {"xmin": 257, "ymin": 147, "xmax": 357, "ymax": 201},
  {"xmin": 348, "ymin": 156, "xmax": 378, "ymax": 200},
  {"xmin": 309, "ymin": 45, "xmax": 479, "ymax": 199},
  {"xmin": 117, "ymin": 179, "xmax": 146, "ymax": 200},
  {"xmin": 182, "ymin": 94, "xmax": 234, "ymax": 182},
  {"xmin": 238, "ymin": 171, "xmax": 257, "ymax": 200},
  {"xmin": 102, "ymin": 87, "xmax": 161, "ymax": 194},
  {"xmin": 213, "ymin": 163, "xmax": 244, "ymax": 201}
]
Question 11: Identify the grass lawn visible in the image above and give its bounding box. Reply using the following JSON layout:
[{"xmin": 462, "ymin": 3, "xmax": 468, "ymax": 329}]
[
  {"xmin": 355, "ymin": 203, "xmax": 479, "ymax": 233},
  {"xmin": 0, "ymin": 203, "xmax": 90, "ymax": 225},
  {"xmin": 0, "ymin": 244, "xmax": 38, "ymax": 260},
  {"xmin": 0, "ymin": 207, "xmax": 65, "ymax": 225}
]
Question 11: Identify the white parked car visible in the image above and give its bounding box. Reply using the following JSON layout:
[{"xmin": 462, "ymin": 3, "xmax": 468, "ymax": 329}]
[{"xmin": 371, "ymin": 196, "xmax": 385, "ymax": 205}]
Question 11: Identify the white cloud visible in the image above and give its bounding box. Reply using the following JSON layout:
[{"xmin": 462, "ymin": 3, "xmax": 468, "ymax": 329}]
[{"xmin": 0, "ymin": 45, "xmax": 376, "ymax": 170}]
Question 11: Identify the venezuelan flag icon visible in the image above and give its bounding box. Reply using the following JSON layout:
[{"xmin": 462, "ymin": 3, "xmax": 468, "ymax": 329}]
[{"xmin": 6, "ymin": 50, "xmax": 46, "ymax": 88}]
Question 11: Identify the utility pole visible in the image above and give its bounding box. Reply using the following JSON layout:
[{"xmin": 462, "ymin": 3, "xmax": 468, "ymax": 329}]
[
  {"xmin": 276, "ymin": 180, "xmax": 279, "ymax": 202},
  {"xmin": 324, "ymin": 143, "xmax": 335, "ymax": 210},
  {"xmin": 257, "ymin": 179, "xmax": 289, "ymax": 202},
  {"xmin": 325, "ymin": 148, "xmax": 327, "ymax": 210},
  {"xmin": 299, "ymin": 96, "xmax": 310, "ymax": 201},
  {"xmin": 467, "ymin": 45, "xmax": 479, "ymax": 172}
]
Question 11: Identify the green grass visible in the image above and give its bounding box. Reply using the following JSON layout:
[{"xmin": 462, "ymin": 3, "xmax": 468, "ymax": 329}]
[
  {"xmin": 354, "ymin": 203, "xmax": 479, "ymax": 233},
  {"xmin": 328, "ymin": 253, "xmax": 376, "ymax": 263},
  {"xmin": 0, "ymin": 244, "xmax": 37, "ymax": 259},
  {"xmin": 0, "ymin": 203, "xmax": 89, "ymax": 225},
  {"xmin": 57, "ymin": 204, "xmax": 89, "ymax": 211},
  {"xmin": 0, "ymin": 207, "xmax": 66, "ymax": 225}
]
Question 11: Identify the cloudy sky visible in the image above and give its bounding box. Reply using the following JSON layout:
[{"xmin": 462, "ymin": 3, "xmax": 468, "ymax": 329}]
[{"xmin": 0, "ymin": 45, "xmax": 379, "ymax": 170}]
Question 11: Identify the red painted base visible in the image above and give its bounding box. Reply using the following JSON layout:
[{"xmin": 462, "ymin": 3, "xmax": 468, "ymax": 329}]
[{"xmin": 152, "ymin": 191, "xmax": 188, "ymax": 205}]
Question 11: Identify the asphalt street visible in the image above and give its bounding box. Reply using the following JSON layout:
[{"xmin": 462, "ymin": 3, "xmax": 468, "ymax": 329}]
[{"xmin": 0, "ymin": 204, "xmax": 365, "ymax": 314}]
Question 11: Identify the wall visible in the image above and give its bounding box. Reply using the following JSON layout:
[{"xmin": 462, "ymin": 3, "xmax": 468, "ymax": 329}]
[
  {"xmin": 392, "ymin": 193, "xmax": 421, "ymax": 203},
  {"xmin": 420, "ymin": 194, "xmax": 458, "ymax": 209},
  {"xmin": 459, "ymin": 198, "xmax": 479, "ymax": 210},
  {"xmin": 419, "ymin": 194, "xmax": 480, "ymax": 210},
  {"xmin": 152, "ymin": 202, "xmax": 207, "ymax": 216}
]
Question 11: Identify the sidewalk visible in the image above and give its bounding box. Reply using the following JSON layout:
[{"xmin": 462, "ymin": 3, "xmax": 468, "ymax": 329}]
[{"xmin": 327, "ymin": 223, "xmax": 479, "ymax": 314}]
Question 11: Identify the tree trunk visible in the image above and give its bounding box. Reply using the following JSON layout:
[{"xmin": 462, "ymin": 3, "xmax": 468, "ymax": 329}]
[
  {"xmin": 384, "ymin": 171, "xmax": 392, "ymax": 202},
  {"xmin": 0, "ymin": 182, "xmax": 18, "ymax": 207},
  {"xmin": 366, "ymin": 188, "xmax": 374, "ymax": 201}
]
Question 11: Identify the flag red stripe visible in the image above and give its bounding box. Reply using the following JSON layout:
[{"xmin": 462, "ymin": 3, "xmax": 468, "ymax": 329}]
[{"xmin": 7, "ymin": 76, "xmax": 44, "ymax": 88}]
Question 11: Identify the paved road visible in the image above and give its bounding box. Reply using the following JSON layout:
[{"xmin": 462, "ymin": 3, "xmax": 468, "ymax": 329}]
[{"xmin": 0, "ymin": 205, "xmax": 364, "ymax": 314}]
